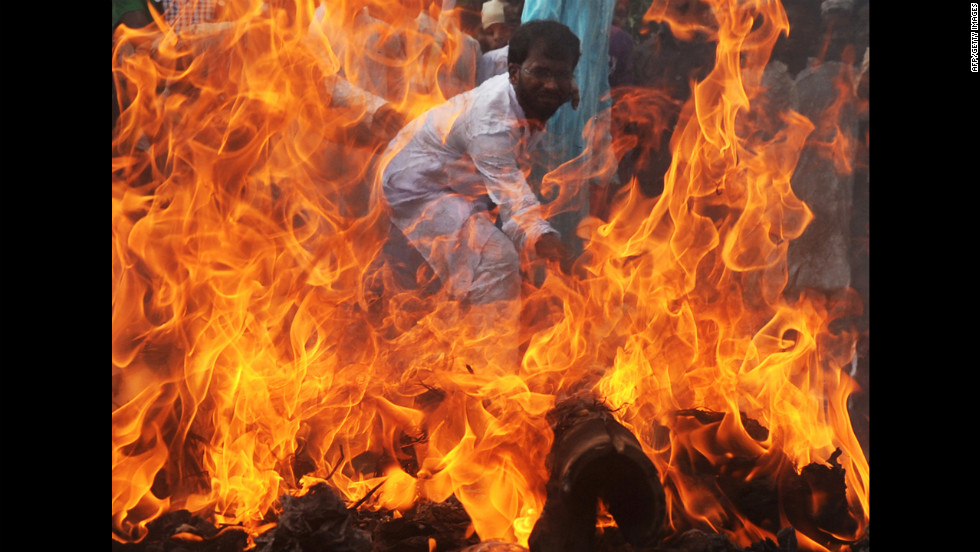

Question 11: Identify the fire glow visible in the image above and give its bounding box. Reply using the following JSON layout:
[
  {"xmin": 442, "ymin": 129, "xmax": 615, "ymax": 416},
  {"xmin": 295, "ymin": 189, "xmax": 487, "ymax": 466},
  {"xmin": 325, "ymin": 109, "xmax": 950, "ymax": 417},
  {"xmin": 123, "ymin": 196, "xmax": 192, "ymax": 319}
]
[{"xmin": 112, "ymin": 0, "xmax": 869, "ymax": 550}]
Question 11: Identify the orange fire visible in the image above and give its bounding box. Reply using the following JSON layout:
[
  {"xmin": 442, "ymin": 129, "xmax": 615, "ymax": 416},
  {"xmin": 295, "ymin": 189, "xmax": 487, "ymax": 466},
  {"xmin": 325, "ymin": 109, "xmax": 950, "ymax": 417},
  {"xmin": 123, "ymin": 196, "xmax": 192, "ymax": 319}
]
[{"xmin": 112, "ymin": 0, "xmax": 868, "ymax": 549}]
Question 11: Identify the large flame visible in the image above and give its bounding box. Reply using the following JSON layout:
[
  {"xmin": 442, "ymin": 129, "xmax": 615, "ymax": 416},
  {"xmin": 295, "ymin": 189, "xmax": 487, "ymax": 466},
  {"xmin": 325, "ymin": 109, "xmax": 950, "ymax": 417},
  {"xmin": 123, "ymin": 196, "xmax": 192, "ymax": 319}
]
[{"xmin": 112, "ymin": 0, "xmax": 868, "ymax": 549}]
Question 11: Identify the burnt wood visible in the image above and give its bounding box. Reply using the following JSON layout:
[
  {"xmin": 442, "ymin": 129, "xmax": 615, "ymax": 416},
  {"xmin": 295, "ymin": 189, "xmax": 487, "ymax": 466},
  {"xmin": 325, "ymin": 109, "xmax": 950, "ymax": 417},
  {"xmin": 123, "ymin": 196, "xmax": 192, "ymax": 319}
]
[{"xmin": 528, "ymin": 399, "xmax": 667, "ymax": 552}]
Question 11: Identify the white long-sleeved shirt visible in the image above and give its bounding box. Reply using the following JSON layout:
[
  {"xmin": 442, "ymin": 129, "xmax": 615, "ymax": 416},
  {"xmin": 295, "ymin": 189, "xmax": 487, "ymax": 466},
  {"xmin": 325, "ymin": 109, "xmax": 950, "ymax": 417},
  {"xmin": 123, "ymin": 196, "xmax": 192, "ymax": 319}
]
[
  {"xmin": 382, "ymin": 73, "xmax": 556, "ymax": 256},
  {"xmin": 477, "ymin": 45, "xmax": 509, "ymax": 86}
]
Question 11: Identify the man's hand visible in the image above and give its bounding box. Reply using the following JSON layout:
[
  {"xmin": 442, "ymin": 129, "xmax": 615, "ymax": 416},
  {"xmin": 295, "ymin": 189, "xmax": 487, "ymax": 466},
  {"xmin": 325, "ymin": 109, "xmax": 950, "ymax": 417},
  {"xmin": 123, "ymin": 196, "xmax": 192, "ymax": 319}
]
[
  {"xmin": 371, "ymin": 103, "xmax": 407, "ymax": 142},
  {"xmin": 535, "ymin": 232, "xmax": 576, "ymax": 275}
]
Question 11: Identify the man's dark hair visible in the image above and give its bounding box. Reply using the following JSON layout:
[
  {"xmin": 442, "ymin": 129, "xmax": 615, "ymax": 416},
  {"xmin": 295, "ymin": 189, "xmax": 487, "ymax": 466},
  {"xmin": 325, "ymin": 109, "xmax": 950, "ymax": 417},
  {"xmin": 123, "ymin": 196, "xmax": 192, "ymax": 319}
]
[{"xmin": 508, "ymin": 20, "xmax": 581, "ymax": 67}]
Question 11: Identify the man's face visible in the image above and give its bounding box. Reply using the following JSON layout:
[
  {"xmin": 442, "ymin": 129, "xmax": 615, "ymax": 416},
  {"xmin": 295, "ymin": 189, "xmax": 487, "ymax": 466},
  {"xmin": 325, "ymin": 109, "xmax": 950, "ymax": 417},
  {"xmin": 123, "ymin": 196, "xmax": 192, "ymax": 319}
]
[
  {"xmin": 613, "ymin": 0, "xmax": 629, "ymax": 28},
  {"xmin": 509, "ymin": 41, "xmax": 576, "ymax": 124},
  {"xmin": 485, "ymin": 23, "xmax": 511, "ymax": 51}
]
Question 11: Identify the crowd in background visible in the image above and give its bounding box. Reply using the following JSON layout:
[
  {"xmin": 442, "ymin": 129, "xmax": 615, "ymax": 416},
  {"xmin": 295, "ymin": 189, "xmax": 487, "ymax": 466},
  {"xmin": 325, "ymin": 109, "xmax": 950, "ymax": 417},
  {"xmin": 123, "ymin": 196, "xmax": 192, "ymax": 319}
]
[
  {"xmin": 114, "ymin": 0, "xmax": 868, "ymax": 202},
  {"xmin": 112, "ymin": 0, "xmax": 871, "ymax": 296}
]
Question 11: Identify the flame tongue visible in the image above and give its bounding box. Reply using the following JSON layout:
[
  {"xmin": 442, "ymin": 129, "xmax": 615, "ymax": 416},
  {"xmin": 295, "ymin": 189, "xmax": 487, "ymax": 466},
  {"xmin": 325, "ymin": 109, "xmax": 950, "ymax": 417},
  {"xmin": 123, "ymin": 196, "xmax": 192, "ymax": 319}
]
[{"xmin": 113, "ymin": 0, "xmax": 867, "ymax": 548}]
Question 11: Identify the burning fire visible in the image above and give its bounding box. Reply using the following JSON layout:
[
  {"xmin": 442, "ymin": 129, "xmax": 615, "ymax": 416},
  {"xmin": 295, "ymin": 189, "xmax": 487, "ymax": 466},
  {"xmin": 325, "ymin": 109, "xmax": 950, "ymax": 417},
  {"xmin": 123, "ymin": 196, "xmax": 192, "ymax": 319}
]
[{"xmin": 112, "ymin": 0, "xmax": 868, "ymax": 549}]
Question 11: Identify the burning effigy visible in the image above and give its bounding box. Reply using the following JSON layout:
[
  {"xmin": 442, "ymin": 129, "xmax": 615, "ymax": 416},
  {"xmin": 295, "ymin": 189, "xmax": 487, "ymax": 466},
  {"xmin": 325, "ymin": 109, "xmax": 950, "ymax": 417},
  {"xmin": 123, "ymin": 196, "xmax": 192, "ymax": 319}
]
[{"xmin": 112, "ymin": 0, "xmax": 869, "ymax": 551}]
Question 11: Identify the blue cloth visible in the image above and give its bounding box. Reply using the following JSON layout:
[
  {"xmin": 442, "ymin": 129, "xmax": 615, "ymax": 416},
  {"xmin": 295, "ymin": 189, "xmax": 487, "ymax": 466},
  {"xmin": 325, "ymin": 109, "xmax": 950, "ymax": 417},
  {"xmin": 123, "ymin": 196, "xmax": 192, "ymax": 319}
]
[{"xmin": 521, "ymin": 0, "xmax": 616, "ymax": 252}]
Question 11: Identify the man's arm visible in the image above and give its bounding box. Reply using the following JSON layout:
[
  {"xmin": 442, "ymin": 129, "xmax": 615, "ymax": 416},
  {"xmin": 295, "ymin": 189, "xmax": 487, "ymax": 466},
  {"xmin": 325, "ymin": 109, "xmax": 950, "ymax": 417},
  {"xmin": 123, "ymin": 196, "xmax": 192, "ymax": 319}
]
[
  {"xmin": 468, "ymin": 131, "xmax": 580, "ymax": 276},
  {"xmin": 469, "ymin": 132, "xmax": 555, "ymax": 252},
  {"xmin": 534, "ymin": 231, "xmax": 576, "ymax": 275}
]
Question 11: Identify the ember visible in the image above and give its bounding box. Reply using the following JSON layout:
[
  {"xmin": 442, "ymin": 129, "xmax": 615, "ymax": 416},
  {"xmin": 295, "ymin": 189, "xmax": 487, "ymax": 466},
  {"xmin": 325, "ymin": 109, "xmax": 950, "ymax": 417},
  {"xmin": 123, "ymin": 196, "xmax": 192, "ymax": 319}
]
[{"xmin": 112, "ymin": 0, "xmax": 869, "ymax": 551}]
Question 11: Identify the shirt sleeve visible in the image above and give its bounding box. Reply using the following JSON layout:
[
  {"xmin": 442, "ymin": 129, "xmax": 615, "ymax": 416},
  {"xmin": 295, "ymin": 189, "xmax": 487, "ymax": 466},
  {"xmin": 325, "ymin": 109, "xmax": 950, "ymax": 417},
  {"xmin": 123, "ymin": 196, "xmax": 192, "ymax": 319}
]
[
  {"xmin": 468, "ymin": 131, "xmax": 556, "ymax": 252},
  {"xmin": 324, "ymin": 74, "xmax": 389, "ymax": 122}
]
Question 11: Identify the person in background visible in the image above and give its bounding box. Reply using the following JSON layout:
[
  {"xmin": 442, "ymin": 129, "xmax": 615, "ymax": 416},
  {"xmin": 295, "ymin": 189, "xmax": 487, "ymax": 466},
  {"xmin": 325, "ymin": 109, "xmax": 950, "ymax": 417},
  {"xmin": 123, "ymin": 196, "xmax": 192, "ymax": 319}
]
[
  {"xmin": 602, "ymin": 0, "xmax": 635, "ymax": 217},
  {"xmin": 501, "ymin": 0, "xmax": 525, "ymax": 32},
  {"xmin": 611, "ymin": 0, "xmax": 631, "ymax": 33},
  {"xmin": 819, "ymin": 0, "xmax": 857, "ymax": 64},
  {"xmin": 454, "ymin": 0, "xmax": 486, "ymax": 46},
  {"xmin": 608, "ymin": 0, "xmax": 634, "ymax": 88},
  {"xmin": 480, "ymin": 0, "xmax": 511, "ymax": 52},
  {"xmin": 476, "ymin": 0, "xmax": 512, "ymax": 84},
  {"xmin": 413, "ymin": 0, "xmax": 481, "ymax": 98}
]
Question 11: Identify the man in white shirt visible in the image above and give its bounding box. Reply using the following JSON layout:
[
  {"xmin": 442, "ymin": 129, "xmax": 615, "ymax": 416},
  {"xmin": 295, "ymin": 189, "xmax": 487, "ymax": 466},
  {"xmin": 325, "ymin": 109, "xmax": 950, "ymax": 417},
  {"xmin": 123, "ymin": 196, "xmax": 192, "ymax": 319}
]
[{"xmin": 380, "ymin": 20, "xmax": 580, "ymax": 361}]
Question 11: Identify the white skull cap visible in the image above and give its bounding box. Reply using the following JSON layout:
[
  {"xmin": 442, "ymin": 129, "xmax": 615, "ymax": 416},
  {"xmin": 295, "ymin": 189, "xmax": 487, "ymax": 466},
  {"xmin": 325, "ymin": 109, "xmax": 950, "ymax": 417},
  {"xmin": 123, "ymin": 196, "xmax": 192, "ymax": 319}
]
[{"xmin": 482, "ymin": 0, "xmax": 506, "ymax": 27}]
